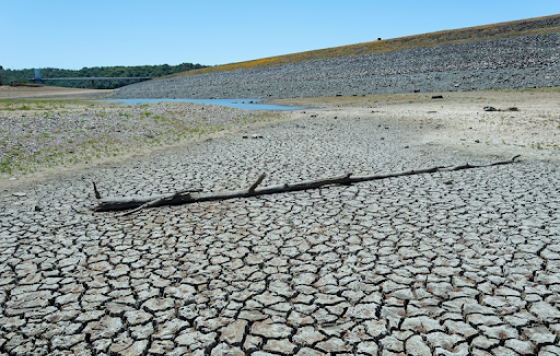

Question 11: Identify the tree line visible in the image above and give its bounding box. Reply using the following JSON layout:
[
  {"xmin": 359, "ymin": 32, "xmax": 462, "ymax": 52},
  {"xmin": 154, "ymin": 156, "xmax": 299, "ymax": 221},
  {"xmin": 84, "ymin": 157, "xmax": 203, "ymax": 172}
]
[{"xmin": 0, "ymin": 62, "xmax": 208, "ymax": 89}]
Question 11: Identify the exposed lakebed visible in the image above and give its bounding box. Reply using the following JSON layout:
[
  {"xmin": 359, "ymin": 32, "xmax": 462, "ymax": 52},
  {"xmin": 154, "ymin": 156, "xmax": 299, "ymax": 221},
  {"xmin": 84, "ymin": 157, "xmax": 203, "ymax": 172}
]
[{"xmin": 102, "ymin": 98, "xmax": 306, "ymax": 111}]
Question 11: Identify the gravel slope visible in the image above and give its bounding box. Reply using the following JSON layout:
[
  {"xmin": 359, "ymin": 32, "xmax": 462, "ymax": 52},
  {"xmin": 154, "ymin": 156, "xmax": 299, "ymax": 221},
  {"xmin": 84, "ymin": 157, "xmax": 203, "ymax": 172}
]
[{"xmin": 115, "ymin": 34, "xmax": 560, "ymax": 99}]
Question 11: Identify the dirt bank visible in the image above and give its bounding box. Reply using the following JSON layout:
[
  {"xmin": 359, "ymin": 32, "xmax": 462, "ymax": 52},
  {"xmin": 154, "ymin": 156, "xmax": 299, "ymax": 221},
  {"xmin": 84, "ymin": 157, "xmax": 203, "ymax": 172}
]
[{"xmin": 0, "ymin": 85, "xmax": 113, "ymax": 99}]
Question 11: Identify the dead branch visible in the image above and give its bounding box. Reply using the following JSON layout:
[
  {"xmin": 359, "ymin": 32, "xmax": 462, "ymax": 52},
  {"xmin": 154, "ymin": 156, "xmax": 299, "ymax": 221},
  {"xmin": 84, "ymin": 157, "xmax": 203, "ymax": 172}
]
[
  {"xmin": 92, "ymin": 155, "xmax": 521, "ymax": 214},
  {"xmin": 93, "ymin": 182, "xmax": 102, "ymax": 199},
  {"xmin": 248, "ymin": 173, "xmax": 267, "ymax": 192}
]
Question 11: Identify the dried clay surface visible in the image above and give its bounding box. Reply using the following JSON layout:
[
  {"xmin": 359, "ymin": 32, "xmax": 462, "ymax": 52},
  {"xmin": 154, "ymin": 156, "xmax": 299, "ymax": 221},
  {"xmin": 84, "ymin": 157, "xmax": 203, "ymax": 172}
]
[{"xmin": 0, "ymin": 91, "xmax": 559, "ymax": 355}]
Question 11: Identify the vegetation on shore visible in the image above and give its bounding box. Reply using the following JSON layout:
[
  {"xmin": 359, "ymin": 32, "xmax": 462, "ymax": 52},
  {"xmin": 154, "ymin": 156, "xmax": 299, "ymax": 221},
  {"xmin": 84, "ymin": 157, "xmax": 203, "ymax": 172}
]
[
  {"xmin": 168, "ymin": 14, "xmax": 560, "ymax": 78},
  {"xmin": 0, "ymin": 62, "xmax": 208, "ymax": 89},
  {"xmin": 0, "ymin": 99, "xmax": 282, "ymax": 177}
]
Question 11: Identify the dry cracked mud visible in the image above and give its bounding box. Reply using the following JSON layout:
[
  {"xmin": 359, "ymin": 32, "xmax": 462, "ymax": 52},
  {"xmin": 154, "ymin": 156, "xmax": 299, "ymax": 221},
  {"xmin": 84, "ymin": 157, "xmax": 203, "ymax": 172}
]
[{"xmin": 1, "ymin": 110, "xmax": 559, "ymax": 355}]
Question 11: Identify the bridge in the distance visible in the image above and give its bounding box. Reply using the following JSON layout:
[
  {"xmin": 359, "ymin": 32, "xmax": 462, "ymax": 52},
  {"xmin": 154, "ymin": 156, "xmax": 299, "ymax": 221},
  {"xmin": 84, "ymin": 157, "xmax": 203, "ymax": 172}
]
[{"xmin": 31, "ymin": 68, "xmax": 153, "ymax": 87}]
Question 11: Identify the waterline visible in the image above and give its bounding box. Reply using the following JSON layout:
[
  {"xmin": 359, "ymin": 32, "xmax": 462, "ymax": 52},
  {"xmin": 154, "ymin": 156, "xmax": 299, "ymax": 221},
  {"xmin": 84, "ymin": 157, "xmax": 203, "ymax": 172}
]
[{"xmin": 103, "ymin": 98, "xmax": 305, "ymax": 111}]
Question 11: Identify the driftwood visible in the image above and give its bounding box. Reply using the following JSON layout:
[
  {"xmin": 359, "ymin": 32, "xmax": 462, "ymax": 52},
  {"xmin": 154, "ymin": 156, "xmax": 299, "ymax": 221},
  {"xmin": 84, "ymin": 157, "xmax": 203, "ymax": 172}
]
[{"xmin": 93, "ymin": 155, "xmax": 521, "ymax": 215}]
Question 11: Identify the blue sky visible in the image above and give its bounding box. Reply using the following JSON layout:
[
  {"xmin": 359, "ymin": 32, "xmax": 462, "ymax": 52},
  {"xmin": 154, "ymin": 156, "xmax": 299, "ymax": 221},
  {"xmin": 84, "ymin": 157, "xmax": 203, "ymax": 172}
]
[{"xmin": 2, "ymin": 0, "xmax": 560, "ymax": 70}]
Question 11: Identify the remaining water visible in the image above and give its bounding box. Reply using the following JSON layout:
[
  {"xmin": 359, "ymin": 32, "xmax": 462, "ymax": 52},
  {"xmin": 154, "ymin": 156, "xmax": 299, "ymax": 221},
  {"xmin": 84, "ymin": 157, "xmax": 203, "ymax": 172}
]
[{"xmin": 103, "ymin": 98, "xmax": 305, "ymax": 111}]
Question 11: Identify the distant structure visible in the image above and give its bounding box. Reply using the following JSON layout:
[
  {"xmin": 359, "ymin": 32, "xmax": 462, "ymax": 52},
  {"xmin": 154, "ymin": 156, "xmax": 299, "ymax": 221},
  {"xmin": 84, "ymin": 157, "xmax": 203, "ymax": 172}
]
[{"xmin": 33, "ymin": 68, "xmax": 43, "ymax": 84}]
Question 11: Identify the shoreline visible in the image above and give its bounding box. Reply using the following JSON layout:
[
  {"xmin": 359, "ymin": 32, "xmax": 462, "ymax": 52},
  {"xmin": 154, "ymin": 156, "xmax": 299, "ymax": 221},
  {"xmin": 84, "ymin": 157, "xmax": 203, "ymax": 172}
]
[{"xmin": 1, "ymin": 88, "xmax": 559, "ymax": 190}]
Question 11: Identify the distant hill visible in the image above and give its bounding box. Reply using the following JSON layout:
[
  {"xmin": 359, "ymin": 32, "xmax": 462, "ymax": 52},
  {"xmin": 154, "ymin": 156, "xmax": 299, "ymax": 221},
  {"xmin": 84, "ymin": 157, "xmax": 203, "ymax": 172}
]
[
  {"xmin": 0, "ymin": 63, "xmax": 208, "ymax": 89},
  {"xmin": 168, "ymin": 14, "xmax": 560, "ymax": 78}
]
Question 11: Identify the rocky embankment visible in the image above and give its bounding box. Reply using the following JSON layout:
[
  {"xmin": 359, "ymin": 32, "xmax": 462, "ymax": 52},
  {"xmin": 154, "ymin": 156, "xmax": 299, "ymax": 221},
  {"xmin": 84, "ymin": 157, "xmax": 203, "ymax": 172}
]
[{"xmin": 115, "ymin": 34, "xmax": 560, "ymax": 99}]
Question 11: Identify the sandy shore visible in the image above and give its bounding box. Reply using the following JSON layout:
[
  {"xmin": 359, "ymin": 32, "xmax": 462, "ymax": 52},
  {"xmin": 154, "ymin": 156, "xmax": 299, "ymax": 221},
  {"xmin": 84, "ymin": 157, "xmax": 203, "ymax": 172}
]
[
  {"xmin": 273, "ymin": 90, "xmax": 560, "ymax": 161},
  {"xmin": 0, "ymin": 89, "xmax": 559, "ymax": 355}
]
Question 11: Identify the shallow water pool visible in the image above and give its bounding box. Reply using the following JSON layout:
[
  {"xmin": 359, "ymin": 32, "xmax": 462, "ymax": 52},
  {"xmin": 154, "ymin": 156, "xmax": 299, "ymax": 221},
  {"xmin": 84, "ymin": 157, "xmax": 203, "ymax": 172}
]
[{"xmin": 103, "ymin": 98, "xmax": 305, "ymax": 111}]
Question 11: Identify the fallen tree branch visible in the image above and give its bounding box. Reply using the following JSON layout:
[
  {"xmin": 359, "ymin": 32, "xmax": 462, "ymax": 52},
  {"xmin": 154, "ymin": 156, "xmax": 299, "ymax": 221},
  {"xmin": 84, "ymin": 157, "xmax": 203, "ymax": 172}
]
[
  {"xmin": 96, "ymin": 189, "xmax": 202, "ymax": 212},
  {"xmin": 92, "ymin": 182, "xmax": 102, "ymax": 199},
  {"xmin": 116, "ymin": 191, "xmax": 194, "ymax": 217},
  {"xmin": 92, "ymin": 155, "xmax": 521, "ymax": 214},
  {"xmin": 248, "ymin": 173, "xmax": 267, "ymax": 192}
]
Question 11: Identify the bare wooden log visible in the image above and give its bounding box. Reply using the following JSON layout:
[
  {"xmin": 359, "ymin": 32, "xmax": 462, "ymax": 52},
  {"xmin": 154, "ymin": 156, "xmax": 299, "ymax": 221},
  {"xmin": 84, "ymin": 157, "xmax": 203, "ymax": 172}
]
[
  {"xmin": 448, "ymin": 154, "xmax": 520, "ymax": 171},
  {"xmin": 93, "ymin": 173, "xmax": 354, "ymax": 212},
  {"xmin": 486, "ymin": 154, "xmax": 521, "ymax": 166},
  {"xmin": 92, "ymin": 156, "xmax": 521, "ymax": 213},
  {"xmin": 94, "ymin": 189, "xmax": 202, "ymax": 212},
  {"xmin": 117, "ymin": 191, "xmax": 194, "ymax": 217}
]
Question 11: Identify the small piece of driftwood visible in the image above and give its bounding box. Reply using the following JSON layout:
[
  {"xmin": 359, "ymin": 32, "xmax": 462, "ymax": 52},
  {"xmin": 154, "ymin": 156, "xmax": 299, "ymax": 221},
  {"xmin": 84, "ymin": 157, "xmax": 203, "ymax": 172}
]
[{"xmin": 92, "ymin": 155, "xmax": 521, "ymax": 215}]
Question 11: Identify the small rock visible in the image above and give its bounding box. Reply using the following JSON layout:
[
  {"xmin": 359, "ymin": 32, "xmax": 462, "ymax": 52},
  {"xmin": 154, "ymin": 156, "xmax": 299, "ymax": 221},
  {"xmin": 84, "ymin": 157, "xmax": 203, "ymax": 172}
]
[{"xmin": 12, "ymin": 192, "xmax": 26, "ymax": 197}]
